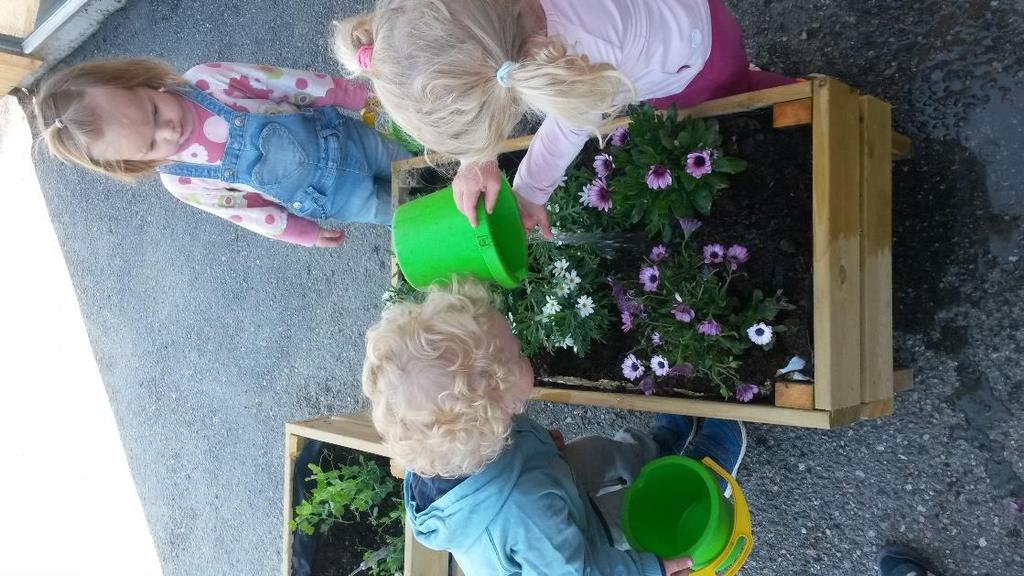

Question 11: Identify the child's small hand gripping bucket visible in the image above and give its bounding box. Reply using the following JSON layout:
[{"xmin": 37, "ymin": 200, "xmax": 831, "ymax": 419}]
[
  {"xmin": 392, "ymin": 174, "xmax": 528, "ymax": 290},
  {"xmin": 622, "ymin": 456, "xmax": 753, "ymax": 575}
]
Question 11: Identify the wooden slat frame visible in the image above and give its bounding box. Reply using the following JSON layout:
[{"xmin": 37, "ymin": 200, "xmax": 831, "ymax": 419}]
[
  {"xmin": 859, "ymin": 96, "xmax": 894, "ymax": 404},
  {"xmin": 390, "ymin": 78, "xmax": 900, "ymax": 428},
  {"xmin": 281, "ymin": 414, "xmax": 451, "ymax": 576},
  {"xmin": 811, "ymin": 77, "xmax": 863, "ymax": 411},
  {"xmin": 0, "ymin": 49, "xmax": 41, "ymax": 96}
]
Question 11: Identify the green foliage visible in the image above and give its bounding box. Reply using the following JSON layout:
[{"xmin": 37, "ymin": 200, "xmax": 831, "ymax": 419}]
[
  {"xmin": 289, "ymin": 456, "xmax": 404, "ymax": 576},
  {"xmin": 605, "ymin": 106, "xmax": 747, "ymax": 242},
  {"xmin": 615, "ymin": 228, "xmax": 790, "ymax": 398}
]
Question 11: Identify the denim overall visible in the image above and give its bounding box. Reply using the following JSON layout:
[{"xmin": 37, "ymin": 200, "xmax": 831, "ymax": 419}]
[{"xmin": 158, "ymin": 87, "xmax": 410, "ymax": 224}]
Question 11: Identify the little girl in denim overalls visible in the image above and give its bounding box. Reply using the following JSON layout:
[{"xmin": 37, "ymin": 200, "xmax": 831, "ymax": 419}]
[{"xmin": 36, "ymin": 59, "xmax": 410, "ymax": 247}]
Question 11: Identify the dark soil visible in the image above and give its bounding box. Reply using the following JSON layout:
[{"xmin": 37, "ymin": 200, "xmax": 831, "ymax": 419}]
[
  {"xmin": 308, "ymin": 448, "xmax": 403, "ymax": 576},
  {"xmin": 534, "ymin": 108, "xmax": 815, "ymax": 402}
]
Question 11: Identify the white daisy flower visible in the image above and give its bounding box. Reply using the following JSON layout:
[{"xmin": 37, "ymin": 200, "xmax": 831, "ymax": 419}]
[
  {"xmin": 555, "ymin": 281, "xmax": 572, "ymax": 297},
  {"xmin": 561, "ymin": 335, "xmax": 576, "ymax": 350},
  {"xmin": 564, "ymin": 269, "xmax": 581, "ymax": 292},
  {"xmin": 747, "ymin": 322, "xmax": 774, "ymax": 346},
  {"xmin": 650, "ymin": 355, "xmax": 670, "ymax": 376},
  {"xmin": 542, "ymin": 296, "xmax": 562, "ymax": 317},
  {"xmin": 576, "ymin": 295, "xmax": 595, "ymax": 318},
  {"xmin": 552, "ymin": 259, "xmax": 570, "ymax": 277}
]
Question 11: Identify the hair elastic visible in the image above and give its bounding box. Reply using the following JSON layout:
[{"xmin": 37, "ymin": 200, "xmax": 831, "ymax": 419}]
[
  {"xmin": 496, "ymin": 61, "xmax": 517, "ymax": 88},
  {"xmin": 356, "ymin": 44, "xmax": 374, "ymax": 71},
  {"xmin": 53, "ymin": 118, "xmax": 65, "ymax": 129}
]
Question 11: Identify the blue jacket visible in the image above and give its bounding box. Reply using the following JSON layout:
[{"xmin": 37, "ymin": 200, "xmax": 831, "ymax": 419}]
[{"xmin": 405, "ymin": 416, "xmax": 664, "ymax": 576}]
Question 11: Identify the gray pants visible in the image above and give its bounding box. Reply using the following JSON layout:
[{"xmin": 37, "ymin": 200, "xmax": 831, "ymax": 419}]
[{"xmin": 563, "ymin": 428, "xmax": 661, "ymax": 549}]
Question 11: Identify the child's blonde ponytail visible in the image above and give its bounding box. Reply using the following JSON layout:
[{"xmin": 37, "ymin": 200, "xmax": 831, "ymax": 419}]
[{"xmin": 334, "ymin": 0, "xmax": 634, "ymax": 163}]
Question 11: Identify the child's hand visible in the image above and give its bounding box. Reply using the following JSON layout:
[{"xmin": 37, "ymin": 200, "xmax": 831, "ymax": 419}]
[
  {"xmin": 515, "ymin": 194, "xmax": 553, "ymax": 240},
  {"xmin": 315, "ymin": 227, "xmax": 346, "ymax": 248},
  {"xmin": 662, "ymin": 557, "xmax": 692, "ymax": 576},
  {"xmin": 453, "ymin": 159, "xmax": 501, "ymax": 228}
]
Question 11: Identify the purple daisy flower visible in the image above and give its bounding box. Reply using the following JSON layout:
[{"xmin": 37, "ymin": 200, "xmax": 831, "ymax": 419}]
[
  {"xmin": 735, "ymin": 383, "xmax": 759, "ymax": 403},
  {"xmin": 668, "ymin": 363, "xmax": 695, "ymax": 378},
  {"xmin": 639, "ymin": 265, "xmax": 660, "ymax": 292},
  {"xmin": 610, "ymin": 126, "xmax": 630, "ymax": 147},
  {"xmin": 621, "ymin": 310, "xmax": 634, "ymax": 333},
  {"xmin": 649, "ymin": 244, "xmax": 668, "ymax": 262},
  {"xmin": 677, "ymin": 218, "xmax": 702, "ymax": 239},
  {"xmin": 646, "ymin": 165, "xmax": 673, "ymax": 190},
  {"xmin": 685, "ymin": 149, "xmax": 714, "ymax": 179},
  {"xmin": 638, "ymin": 374, "xmax": 656, "ymax": 395},
  {"xmin": 650, "ymin": 355, "xmax": 670, "ymax": 376},
  {"xmin": 726, "ymin": 244, "xmax": 749, "ymax": 271},
  {"xmin": 650, "ymin": 331, "xmax": 663, "ymax": 346},
  {"xmin": 583, "ymin": 178, "xmax": 613, "ymax": 212},
  {"xmin": 671, "ymin": 303, "xmax": 695, "ymax": 323},
  {"xmin": 698, "ymin": 319, "xmax": 722, "ymax": 336},
  {"xmin": 622, "ymin": 353, "xmax": 644, "ymax": 381},
  {"xmin": 593, "ymin": 153, "xmax": 615, "ymax": 178},
  {"xmin": 703, "ymin": 243, "xmax": 725, "ymax": 265}
]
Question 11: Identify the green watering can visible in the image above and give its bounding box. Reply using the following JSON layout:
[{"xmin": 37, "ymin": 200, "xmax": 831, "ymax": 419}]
[
  {"xmin": 392, "ymin": 174, "xmax": 528, "ymax": 290},
  {"xmin": 622, "ymin": 456, "xmax": 753, "ymax": 576}
]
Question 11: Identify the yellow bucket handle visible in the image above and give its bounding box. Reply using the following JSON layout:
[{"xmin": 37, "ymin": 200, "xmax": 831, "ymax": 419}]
[{"xmin": 688, "ymin": 457, "xmax": 754, "ymax": 576}]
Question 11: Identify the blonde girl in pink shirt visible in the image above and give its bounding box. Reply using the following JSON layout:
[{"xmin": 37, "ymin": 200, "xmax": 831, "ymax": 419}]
[{"xmin": 334, "ymin": 0, "xmax": 793, "ymax": 238}]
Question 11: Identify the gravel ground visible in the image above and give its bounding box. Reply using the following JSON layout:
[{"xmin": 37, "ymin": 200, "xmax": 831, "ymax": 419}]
[{"xmin": 24, "ymin": 0, "xmax": 1023, "ymax": 574}]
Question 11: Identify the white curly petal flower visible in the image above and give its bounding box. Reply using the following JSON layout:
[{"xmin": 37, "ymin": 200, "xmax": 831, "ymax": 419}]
[
  {"xmin": 576, "ymin": 295, "xmax": 595, "ymax": 318},
  {"xmin": 542, "ymin": 296, "xmax": 562, "ymax": 318},
  {"xmin": 552, "ymin": 259, "xmax": 570, "ymax": 277}
]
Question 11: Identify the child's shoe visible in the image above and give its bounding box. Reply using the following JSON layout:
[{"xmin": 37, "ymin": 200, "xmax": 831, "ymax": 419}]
[
  {"xmin": 649, "ymin": 414, "xmax": 698, "ymax": 456},
  {"xmin": 877, "ymin": 544, "xmax": 938, "ymax": 576},
  {"xmin": 683, "ymin": 418, "xmax": 746, "ymax": 497}
]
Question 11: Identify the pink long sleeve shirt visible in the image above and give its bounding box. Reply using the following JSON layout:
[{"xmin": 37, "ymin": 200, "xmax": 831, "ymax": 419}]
[
  {"xmin": 160, "ymin": 63, "xmax": 370, "ymax": 246},
  {"xmin": 514, "ymin": 0, "xmax": 712, "ymax": 205}
]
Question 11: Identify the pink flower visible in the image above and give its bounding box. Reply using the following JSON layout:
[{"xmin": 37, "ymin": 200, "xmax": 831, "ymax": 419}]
[
  {"xmin": 639, "ymin": 266, "xmax": 660, "ymax": 292},
  {"xmin": 726, "ymin": 245, "xmax": 749, "ymax": 270},
  {"xmin": 677, "ymin": 218, "xmax": 702, "ymax": 239},
  {"xmin": 638, "ymin": 374, "xmax": 656, "ymax": 395},
  {"xmin": 672, "ymin": 304, "xmax": 695, "ymax": 323},
  {"xmin": 703, "ymin": 244, "xmax": 725, "ymax": 265},
  {"xmin": 735, "ymin": 383, "xmax": 759, "ymax": 403},
  {"xmin": 582, "ymin": 178, "xmax": 613, "ymax": 211},
  {"xmin": 610, "ymin": 127, "xmax": 630, "ymax": 147},
  {"xmin": 649, "ymin": 245, "xmax": 668, "ymax": 262},
  {"xmin": 685, "ymin": 149, "xmax": 714, "ymax": 179},
  {"xmin": 593, "ymin": 153, "xmax": 615, "ymax": 178},
  {"xmin": 646, "ymin": 165, "xmax": 673, "ymax": 189},
  {"xmin": 621, "ymin": 311, "xmax": 634, "ymax": 333},
  {"xmin": 698, "ymin": 319, "xmax": 722, "ymax": 336},
  {"xmin": 622, "ymin": 354, "xmax": 644, "ymax": 380}
]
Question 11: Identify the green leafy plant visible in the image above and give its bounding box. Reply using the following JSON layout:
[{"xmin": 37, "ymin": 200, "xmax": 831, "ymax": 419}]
[
  {"xmin": 289, "ymin": 457, "xmax": 404, "ymax": 576},
  {"xmin": 603, "ymin": 107, "xmax": 748, "ymax": 241},
  {"xmin": 612, "ymin": 224, "xmax": 790, "ymax": 399}
]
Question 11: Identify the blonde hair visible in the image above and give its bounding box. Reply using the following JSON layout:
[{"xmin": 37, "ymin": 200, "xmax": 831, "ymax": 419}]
[
  {"xmin": 33, "ymin": 58, "xmax": 186, "ymax": 182},
  {"xmin": 362, "ymin": 278, "xmax": 530, "ymax": 477},
  {"xmin": 333, "ymin": 0, "xmax": 634, "ymax": 162}
]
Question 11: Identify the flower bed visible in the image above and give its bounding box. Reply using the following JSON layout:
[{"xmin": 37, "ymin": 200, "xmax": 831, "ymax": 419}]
[{"xmin": 390, "ymin": 78, "xmax": 906, "ymax": 428}]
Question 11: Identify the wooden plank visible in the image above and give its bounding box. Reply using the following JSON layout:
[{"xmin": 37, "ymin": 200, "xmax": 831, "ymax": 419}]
[
  {"xmin": 0, "ymin": 1, "xmax": 40, "ymax": 38},
  {"xmin": 893, "ymin": 368, "xmax": 914, "ymax": 393},
  {"xmin": 859, "ymin": 96, "xmax": 895, "ymax": 405},
  {"xmin": 405, "ymin": 521, "xmax": 450, "ymax": 576},
  {"xmin": 891, "ymin": 132, "xmax": 913, "ymax": 160},
  {"xmin": 281, "ymin": 433, "xmax": 307, "ymax": 576},
  {"xmin": 811, "ymin": 76, "xmax": 863, "ymax": 411},
  {"xmin": 773, "ymin": 98, "xmax": 813, "ymax": 128},
  {"xmin": 774, "ymin": 381, "xmax": 815, "ymax": 410},
  {"xmin": 532, "ymin": 385, "xmax": 834, "ymax": 429},
  {"xmin": 0, "ymin": 50, "xmax": 42, "ymax": 96},
  {"xmin": 286, "ymin": 413, "xmax": 389, "ymax": 457},
  {"xmin": 829, "ymin": 398, "xmax": 895, "ymax": 427}
]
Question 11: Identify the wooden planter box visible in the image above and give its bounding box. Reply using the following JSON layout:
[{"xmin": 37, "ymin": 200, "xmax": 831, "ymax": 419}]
[
  {"xmin": 390, "ymin": 77, "xmax": 913, "ymax": 429},
  {"xmin": 281, "ymin": 412, "xmax": 454, "ymax": 576}
]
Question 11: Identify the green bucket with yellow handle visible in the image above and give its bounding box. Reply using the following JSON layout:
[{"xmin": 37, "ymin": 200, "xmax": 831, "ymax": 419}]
[
  {"xmin": 622, "ymin": 456, "xmax": 753, "ymax": 575},
  {"xmin": 392, "ymin": 174, "xmax": 528, "ymax": 290}
]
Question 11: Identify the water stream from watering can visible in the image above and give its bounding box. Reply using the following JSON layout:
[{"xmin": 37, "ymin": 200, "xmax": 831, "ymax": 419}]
[{"xmin": 530, "ymin": 230, "xmax": 648, "ymax": 254}]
